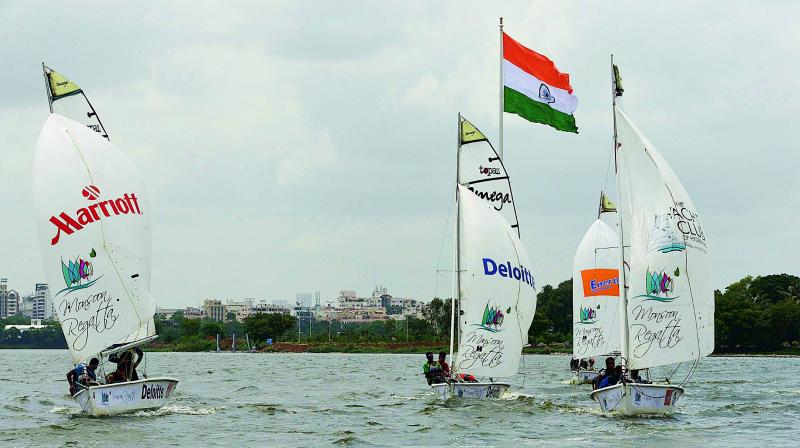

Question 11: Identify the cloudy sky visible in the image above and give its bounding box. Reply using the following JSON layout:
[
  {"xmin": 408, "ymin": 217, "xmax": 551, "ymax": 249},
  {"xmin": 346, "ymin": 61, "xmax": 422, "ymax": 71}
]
[{"xmin": 1, "ymin": 1, "xmax": 797, "ymax": 308}]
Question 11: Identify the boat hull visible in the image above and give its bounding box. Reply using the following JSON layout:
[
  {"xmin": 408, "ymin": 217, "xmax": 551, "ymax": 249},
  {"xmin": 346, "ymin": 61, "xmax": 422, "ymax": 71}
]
[
  {"xmin": 431, "ymin": 382, "xmax": 510, "ymax": 400},
  {"xmin": 572, "ymin": 370, "xmax": 598, "ymax": 384},
  {"xmin": 73, "ymin": 377, "xmax": 178, "ymax": 416},
  {"xmin": 589, "ymin": 383, "xmax": 684, "ymax": 416}
]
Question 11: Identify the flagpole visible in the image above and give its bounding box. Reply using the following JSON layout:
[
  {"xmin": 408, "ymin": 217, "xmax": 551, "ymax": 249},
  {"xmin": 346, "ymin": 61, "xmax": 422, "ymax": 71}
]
[{"xmin": 498, "ymin": 17, "xmax": 504, "ymax": 161}]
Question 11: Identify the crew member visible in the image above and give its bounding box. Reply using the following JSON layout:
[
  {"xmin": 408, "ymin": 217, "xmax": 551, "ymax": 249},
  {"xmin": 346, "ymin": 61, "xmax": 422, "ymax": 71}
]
[
  {"xmin": 66, "ymin": 358, "xmax": 99, "ymax": 395},
  {"xmin": 422, "ymin": 352, "xmax": 443, "ymax": 385}
]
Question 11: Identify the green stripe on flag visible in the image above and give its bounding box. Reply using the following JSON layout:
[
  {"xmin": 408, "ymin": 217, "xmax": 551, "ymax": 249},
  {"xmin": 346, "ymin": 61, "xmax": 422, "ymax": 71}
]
[{"xmin": 503, "ymin": 87, "xmax": 578, "ymax": 133}]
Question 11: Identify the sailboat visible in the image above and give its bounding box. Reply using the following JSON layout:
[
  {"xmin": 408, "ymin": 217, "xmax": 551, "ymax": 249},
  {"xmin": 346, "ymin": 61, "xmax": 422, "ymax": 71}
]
[
  {"xmin": 571, "ymin": 193, "xmax": 621, "ymax": 384},
  {"xmin": 34, "ymin": 65, "xmax": 178, "ymax": 416},
  {"xmin": 589, "ymin": 60, "xmax": 713, "ymax": 416},
  {"xmin": 431, "ymin": 116, "xmax": 537, "ymax": 400}
]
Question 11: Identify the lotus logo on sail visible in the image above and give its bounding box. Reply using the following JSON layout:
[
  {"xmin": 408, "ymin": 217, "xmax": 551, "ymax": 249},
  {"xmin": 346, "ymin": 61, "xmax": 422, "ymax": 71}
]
[
  {"xmin": 48, "ymin": 185, "xmax": 143, "ymax": 246},
  {"xmin": 57, "ymin": 248, "xmax": 101, "ymax": 296},
  {"xmin": 635, "ymin": 267, "xmax": 680, "ymax": 302},
  {"xmin": 474, "ymin": 302, "xmax": 507, "ymax": 332},
  {"xmin": 647, "ymin": 213, "xmax": 685, "ymax": 254},
  {"xmin": 579, "ymin": 305, "xmax": 597, "ymax": 323}
]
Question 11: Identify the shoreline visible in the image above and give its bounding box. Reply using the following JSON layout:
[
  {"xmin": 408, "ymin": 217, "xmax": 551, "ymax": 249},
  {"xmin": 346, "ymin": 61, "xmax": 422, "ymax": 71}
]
[
  {"xmin": 3, "ymin": 342, "xmax": 798, "ymax": 357},
  {"xmin": 140, "ymin": 342, "xmax": 800, "ymax": 357}
]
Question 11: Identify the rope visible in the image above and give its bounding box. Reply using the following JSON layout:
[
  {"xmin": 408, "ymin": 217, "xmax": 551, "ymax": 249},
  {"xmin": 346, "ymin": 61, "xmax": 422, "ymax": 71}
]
[{"xmin": 434, "ymin": 193, "xmax": 455, "ymax": 297}]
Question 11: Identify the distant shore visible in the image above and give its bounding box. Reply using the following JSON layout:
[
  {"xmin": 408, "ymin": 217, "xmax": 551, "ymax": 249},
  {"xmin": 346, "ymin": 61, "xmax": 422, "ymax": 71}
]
[{"xmin": 142, "ymin": 341, "xmax": 800, "ymax": 357}]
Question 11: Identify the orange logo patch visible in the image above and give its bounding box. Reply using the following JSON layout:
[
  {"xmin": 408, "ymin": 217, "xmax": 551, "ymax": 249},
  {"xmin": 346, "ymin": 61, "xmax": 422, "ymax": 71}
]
[{"xmin": 580, "ymin": 269, "xmax": 620, "ymax": 297}]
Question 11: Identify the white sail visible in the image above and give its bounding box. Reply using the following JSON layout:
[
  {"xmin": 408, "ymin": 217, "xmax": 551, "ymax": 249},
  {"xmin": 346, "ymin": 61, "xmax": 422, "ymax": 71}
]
[
  {"xmin": 457, "ymin": 116, "xmax": 520, "ymax": 236},
  {"xmin": 43, "ymin": 65, "xmax": 110, "ymax": 140},
  {"xmin": 572, "ymin": 219, "xmax": 621, "ymax": 359},
  {"xmin": 615, "ymin": 106, "xmax": 713, "ymax": 370},
  {"xmin": 454, "ymin": 184, "xmax": 536, "ymax": 378},
  {"xmin": 33, "ymin": 114, "xmax": 155, "ymax": 364}
]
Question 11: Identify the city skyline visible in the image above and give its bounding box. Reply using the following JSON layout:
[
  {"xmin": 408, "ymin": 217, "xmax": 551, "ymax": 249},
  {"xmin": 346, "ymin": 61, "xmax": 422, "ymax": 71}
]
[{"xmin": 1, "ymin": 2, "xmax": 798, "ymax": 309}]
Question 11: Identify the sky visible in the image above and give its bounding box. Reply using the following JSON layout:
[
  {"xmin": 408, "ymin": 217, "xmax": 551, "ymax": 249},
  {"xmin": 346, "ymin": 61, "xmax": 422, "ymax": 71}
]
[{"xmin": 1, "ymin": 1, "xmax": 798, "ymax": 308}]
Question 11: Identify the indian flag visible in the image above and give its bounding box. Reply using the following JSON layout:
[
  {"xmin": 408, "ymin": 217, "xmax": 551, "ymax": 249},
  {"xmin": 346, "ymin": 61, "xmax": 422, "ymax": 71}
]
[{"xmin": 503, "ymin": 32, "xmax": 578, "ymax": 133}]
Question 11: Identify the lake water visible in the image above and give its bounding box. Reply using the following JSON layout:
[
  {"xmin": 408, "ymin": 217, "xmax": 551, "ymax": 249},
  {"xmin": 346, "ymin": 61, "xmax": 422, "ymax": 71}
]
[{"xmin": 0, "ymin": 350, "xmax": 798, "ymax": 447}]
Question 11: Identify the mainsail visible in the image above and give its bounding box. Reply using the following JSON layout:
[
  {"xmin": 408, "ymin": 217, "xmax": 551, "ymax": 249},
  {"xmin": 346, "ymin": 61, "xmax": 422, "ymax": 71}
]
[
  {"xmin": 454, "ymin": 184, "xmax": 537, "ymax": 378},
  {"xmin": 457, "ymin": 116, "xmax": 520, "ymax": 237},
  {"xmin": 33, "ymin": 114, "xmax": 155, "ymax": 364},
  {"xmin": 43, "ymin": 64, "xmax": 110, "ymax": 140},
  {"xmin": 572, "ymin": 219, "xmax": 620, "ymax": 358},
  {"xmin": 615, "ymin": 106, "xmax": 713, "ymax": 370}
]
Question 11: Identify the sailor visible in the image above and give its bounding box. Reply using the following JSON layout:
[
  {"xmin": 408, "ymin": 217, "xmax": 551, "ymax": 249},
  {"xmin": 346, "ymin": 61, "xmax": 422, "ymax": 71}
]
[
  {"xmin": 66, "ymin": 358, "xmax": 99, "ymax": 395},
  {"xmin": 455, "ymin": 373, "xmax": 478, "ymax": 383},
  {"xmin": 598, "ymin": 365, "xmax": 622, "ymax": 389},
  {"xmin": 629, "ymin": 369, "xmax": 650, "ymax": 384},
  {"xmin": 570, "ymin": 357, "xmax": 579, "ymax": 371},
  {"xmin": 592, "ymin": 357, "xmax": 616, "ymax": 389},
  {"xmin": 109, "ymin": 347, "xmax": 144, "ymax": 381},
  {"xmin": 438, "ymin": 352, "xmax": 451, "ymax": 377},
  {"xmin": 105, "ymin": 363, "xmax": 128, "ymax": 384},
  {"xmin": 422, "ymin": 352, "xmax": 443, "ymax": 385}
]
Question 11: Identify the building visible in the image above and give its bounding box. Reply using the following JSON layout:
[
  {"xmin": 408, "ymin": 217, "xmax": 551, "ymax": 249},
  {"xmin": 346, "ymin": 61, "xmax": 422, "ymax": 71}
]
[
  {"xmin": 272, "ymin": 299, "xmax": 290, "ymax": 309},
  {"xmin": 4, "ymin": 318, "xmax": 47, "ymax": 332},
  {"xmin": 336, "ymin": 307, "xmax": 388, "ymax": 323},
  {"xmin": 337, "ymin": 290, "xmax": 370, "ymax": 309},
  {"xmin": 21, "ymin": 284, "xmax": 52, "ymax": 320},
  {"xmin": 226, "ymin": 298, "xmax": 254, "ymax": 321},
  {"xmin": 184, "ymin": 307, "xmax": 204, "ymax": 319},
  {"xmin": 203, "ymin": 299, "xmax": 226, "ymax": 321},
  {"xmin": 0, "ymin": 278, "xmax": 20, "ymax": 318},
  {"xmin": 155, "ymin": 308, "xmax": 179, "ymax": 320}
]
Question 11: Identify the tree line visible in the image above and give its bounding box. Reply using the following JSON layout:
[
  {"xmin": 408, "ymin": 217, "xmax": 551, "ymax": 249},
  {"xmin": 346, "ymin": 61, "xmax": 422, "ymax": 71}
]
[{"xmin": 2, "ymin": 273, "xmax": 798, "ymax": 352}]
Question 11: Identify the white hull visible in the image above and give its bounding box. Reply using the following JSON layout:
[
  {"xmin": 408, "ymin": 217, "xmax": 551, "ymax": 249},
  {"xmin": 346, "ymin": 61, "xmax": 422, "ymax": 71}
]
[
  {"xmin": 590, "ymin": 383, "xmax": 684, "ymax": 416},
  {"xmin": 73, "ymin": 377, "xmax": 178, "ymax": 416},
  {"xmin": 572, "ymin": 370, "xmax": 598, "ymax": 384},
  {"xmin": 431, "ymin": 382, "xmax": 510, "ymax": 400}
]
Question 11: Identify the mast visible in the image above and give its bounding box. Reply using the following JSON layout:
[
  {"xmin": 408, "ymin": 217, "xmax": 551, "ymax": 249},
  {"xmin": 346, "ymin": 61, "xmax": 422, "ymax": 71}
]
[
  {"xmin": 611, "ymin": 55, "xmax": 630, "ymax": 375},
  {"xmin": 449, "ymin": 114, "xmax": 461, "ymax": 378},
  {"xmin": 498, "ymin": 17, "xmax": 505, "ymax": 161}
]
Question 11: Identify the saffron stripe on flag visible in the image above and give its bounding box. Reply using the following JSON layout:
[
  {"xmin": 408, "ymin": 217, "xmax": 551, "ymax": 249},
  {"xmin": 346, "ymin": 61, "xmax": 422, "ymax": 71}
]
[
  {"xmin": 503, "ymin": 60, "xmax": 578, "ymax": 115},
  {"xmin": 502, "ymin": 32, "xmax": 573, "ymax": 93},
  {"xmin": 504, "ymin": 86, "xmax": 578, "ymax": 133}
]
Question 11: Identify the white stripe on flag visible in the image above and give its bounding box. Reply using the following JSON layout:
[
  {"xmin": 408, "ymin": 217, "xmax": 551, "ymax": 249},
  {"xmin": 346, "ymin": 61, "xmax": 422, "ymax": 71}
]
[{"xmin": 503, "ymin": 60, "xmax": 578, "ymax": 115}]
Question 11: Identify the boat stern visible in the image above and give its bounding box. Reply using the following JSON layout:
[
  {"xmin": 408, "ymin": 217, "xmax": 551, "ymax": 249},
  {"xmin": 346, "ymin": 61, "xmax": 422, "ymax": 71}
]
[
  {"xmin": 590, "ymin": 383, "xmax": 684, "ymax": 416},
  {"xmin": 74, "ymin": 377, "xmax": 179, "ymax": 416}
]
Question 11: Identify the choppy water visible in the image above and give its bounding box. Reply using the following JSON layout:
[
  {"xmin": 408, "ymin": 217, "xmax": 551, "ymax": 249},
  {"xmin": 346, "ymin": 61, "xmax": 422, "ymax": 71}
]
[{"xmin": 0, "ymin": 350, "xmax": 798, "ymax": 447}]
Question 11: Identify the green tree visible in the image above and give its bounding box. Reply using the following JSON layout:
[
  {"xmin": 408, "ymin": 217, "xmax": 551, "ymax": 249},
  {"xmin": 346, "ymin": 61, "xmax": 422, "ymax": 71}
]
[
  {"xmin": 201, "ymin": 319, "xmax": 225, "ymax": 338},
  {"xmin": 244, "ymin": 313, "xmax": 297, "ymax": 343},
  {"xmin": 180, "ymin": 318, "xmax": 201, "ymax": 336}
]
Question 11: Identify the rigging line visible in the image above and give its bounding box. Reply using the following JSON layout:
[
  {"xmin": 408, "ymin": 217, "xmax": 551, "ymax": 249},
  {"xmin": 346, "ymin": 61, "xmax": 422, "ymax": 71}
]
[
  {"xmin": 506, "ymin": 231, "xmax": 529, "ymax": 367},
  {"xmin": 434, "ymin": 192, "xmax": 456, "ymax": 298},
  {"xmin": 662, "ymin": 180, "xmax": 704, "ymax": 365},
  {"xmin": 602, "ymin": 142, "xmax": 614, "ymax": 193}
]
